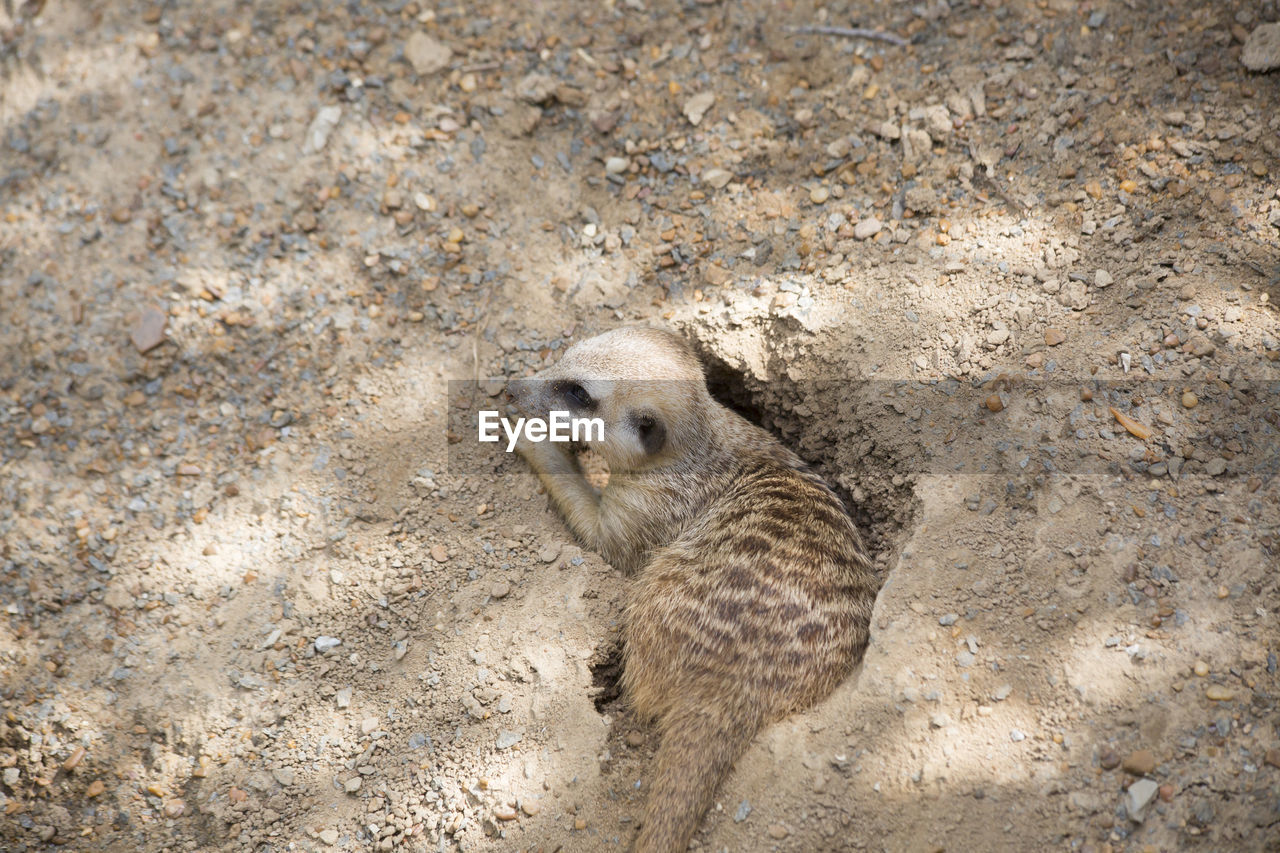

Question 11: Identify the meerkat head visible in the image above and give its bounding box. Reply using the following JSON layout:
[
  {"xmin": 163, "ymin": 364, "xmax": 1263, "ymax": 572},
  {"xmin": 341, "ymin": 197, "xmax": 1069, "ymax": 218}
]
[{"xmin": 509, "ymin": 327, "xmax": 711, "ymax": 472}]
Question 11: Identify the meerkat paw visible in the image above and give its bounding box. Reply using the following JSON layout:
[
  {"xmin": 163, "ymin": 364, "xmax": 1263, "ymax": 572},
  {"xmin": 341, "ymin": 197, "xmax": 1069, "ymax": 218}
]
[{"xmin": 516, "ymin": 435, "xmax": 583, "ymax": 479}]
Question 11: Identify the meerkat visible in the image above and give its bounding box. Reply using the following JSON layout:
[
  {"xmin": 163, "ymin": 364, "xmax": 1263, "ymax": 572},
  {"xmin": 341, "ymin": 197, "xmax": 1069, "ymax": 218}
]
[{"xmin": 508, "ymin": 327, "xmax": 877, "ymax": 852}]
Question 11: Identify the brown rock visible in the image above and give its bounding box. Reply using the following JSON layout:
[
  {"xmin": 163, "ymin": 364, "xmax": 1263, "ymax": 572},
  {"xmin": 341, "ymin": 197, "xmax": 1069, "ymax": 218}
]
[
  {"xmin": 63, "ymin": 746, "xmax": 86, "ymax": 771},
  {"xmin": 1264, "ymin": 748, "xmax": 1280, "ymax": 769},
  {"xmin": 703, "ymin": 263, "xmax": 731, "ymax": 287},
  {"xmin": 1188, "ymin": 335, "xmax": 1215, "ymax": 357},
  {"xmin": 1044, "ymin": 328, "xmax": 1066, "ymax": 346},
  {"xmin": 591, "ymin": 110, "xmax": 620, "ymax": 135},
  {"xmin": 130, "ymin": 307, "xmax": 168, "ymax": 353},
  {"xmin": 1122, "ymin": 749, "xmax": 1156, "ymax": 776},
  {"xmin": 430, "ymin": 544, "xmax": 449, "ymax": 562},
  {"xmin": 984, "ymin": 394, "xmax": 1004, "ymax": 413}
]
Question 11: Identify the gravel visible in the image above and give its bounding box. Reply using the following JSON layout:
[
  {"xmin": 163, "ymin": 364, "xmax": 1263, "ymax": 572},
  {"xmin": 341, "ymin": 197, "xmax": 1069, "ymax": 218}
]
[{"xmin": 1, "ymin": 2, "xmax": 1275, "ymax": 852}]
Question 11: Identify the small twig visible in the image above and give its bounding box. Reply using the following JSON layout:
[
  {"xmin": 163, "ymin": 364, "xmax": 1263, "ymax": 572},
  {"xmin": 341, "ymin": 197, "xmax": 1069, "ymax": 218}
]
[
  {"xmin": 967, "ymin": 145, "xmax": 1027, "ymax": 214},
  {"xmin": 785, "ymin": 25, "xmax": 908, "ymax": 48},
  {"xmin": 973, "ymin": 168, "xmax": 1026, "ymax": 214},
  {"xmin": 468, "ymin": 284, "xmax": 496, "ymax": 408}
]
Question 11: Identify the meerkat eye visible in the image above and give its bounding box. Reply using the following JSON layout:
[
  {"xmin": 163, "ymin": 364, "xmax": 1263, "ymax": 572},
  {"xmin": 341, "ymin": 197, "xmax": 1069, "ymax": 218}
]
[{"xmin": 561, "ymin": 382, "xmax": 593, "ymax": 408}]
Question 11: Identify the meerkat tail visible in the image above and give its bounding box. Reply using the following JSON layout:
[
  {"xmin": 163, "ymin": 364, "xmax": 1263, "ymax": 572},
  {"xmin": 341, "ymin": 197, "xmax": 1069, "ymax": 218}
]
[{"xmin": 633, "ymin": 700, "xmax": 765, "ymax": 853}]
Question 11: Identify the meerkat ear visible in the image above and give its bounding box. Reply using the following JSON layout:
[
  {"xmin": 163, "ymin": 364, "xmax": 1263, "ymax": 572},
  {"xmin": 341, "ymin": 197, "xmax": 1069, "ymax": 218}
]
[{"xmin": 631, "ymin": 412, "xmax": 666, "ymax": 455}]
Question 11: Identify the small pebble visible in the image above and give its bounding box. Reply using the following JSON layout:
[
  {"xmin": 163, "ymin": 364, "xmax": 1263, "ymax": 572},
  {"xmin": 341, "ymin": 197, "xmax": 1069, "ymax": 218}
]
[
  {"xmin": 1242, "ymin": 22, "xmax": 1280, "ymax": 70},
  {"xmin": 404, "ymin": 32, "xmax": 452, "ymax": 75},
  {"xmin": 853, "ymin": 217, "xmax": 882, "ymax": 240},
  {"xmin": 702, "ymin": 167, "xmax": 733, "ymax": 189},
  {"xmin": 1181, "ymin": 391, "xmax": 1198, "ymax": 408},
  {"xmin": 683, "ymin": 91, "xmax": 715, "ymax": 125},
  {"xmin": 1205, "ymin": 685, "xmax": 1234, "ymax": 701},
  {"xmin": 63, "ymin": 746, "xmax": 86, "ymax": 771},
  {"xmin": 1127, "ymin": 778, "xmax": 1158, "ymax": 822},
  {"xmin": 131, "ymin": 306, "xmax": 168, "ymax": 354},
  {"xmin": 315, "ymin": 636, "xmax": 342, "ymax": 654},
  {"xmin": 1122, "ymin": 749, "xmax": 1156, "ymax": 776}
]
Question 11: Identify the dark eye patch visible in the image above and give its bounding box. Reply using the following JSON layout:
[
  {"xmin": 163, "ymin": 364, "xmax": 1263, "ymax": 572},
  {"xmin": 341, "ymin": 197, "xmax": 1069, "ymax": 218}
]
[{"xmin": 631, "ymin": 411, "xmax": 666, "ymax": 455}]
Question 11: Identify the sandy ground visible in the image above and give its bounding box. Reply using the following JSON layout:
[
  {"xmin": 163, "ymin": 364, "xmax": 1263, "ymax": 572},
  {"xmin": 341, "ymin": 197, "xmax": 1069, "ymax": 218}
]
[{"xmin": 2, "ymin": 0, "xmax": 1279, "ymax": 851}]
